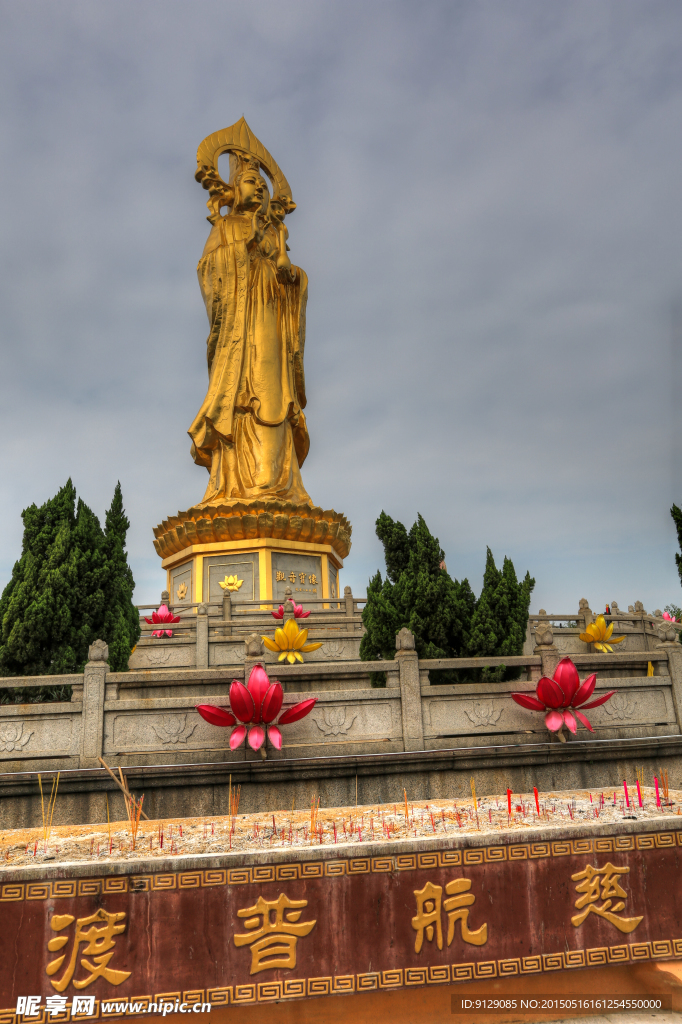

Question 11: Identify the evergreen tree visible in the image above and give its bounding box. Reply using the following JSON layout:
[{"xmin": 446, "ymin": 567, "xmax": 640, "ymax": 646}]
[
  {"xmin": 467, "ymin": 548, "xmax": 535, "ymax": 678},
  {"xmin": 361, "ymin": 513, "xmax": 534, "ymax": 683},
  {"xmin": 101, "ymin": 483, "xmax": 141, "ymax": 671},
  {"xmin": 360, "ymin": 512, "xmax": 476, "ymax": 667},
  {"xmin": 0, "ymin": 480, "xmax": 140, "ymax": 681},
  {"xmin": 671, "ymin": 504, "xmax": 682, "ymax": 589}
]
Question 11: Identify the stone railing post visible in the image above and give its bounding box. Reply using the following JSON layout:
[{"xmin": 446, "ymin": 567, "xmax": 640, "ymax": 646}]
[
  {"xmin": 344, "ymin": 586, "xmax": 354, "ymax": 634},
  {"xmin": 533, "ymin": 617, "xmax": 559, "ymax": 679},
  {"xmin": 161, "ymin": 589, "xmax": 171, "ymax": 610},
  {"xmin": 244, "ymin": 634, "xmax": 264, "ymax": 684},
  {"xmin": 659, "ymin": 629, "xmax": 682, "ymax": 728},
  {"xmin": 222, "ymin": 591, "xmax": 232, "ymax": 636},
  {"xmin": 80, "ymin": 640, "xmax": 108, "ymax": 769},
  {"xmin": 578, "ymin": 598, "xmax": 593, "ymax": 632},
  {"xmin": 395, "ymin": 627, "xmax": 424, "ymax": 752},
  {"xmin": 196, "ymin": 604, "xmax": 209, "ymax": 669}
]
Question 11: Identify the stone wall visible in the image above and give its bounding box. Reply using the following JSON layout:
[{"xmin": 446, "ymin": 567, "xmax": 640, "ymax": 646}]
[{"xmin": 2, "ymin": 622, "xmax": 682, "ymax": 827}]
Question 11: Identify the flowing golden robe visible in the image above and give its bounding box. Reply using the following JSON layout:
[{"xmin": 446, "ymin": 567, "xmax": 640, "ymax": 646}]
[{"xmin": 189, "ymin": 212, "xmax": 310, "ymax": 505}]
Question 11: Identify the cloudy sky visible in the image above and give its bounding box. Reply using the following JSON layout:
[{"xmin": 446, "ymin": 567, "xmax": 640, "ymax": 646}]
[{"xmin": 1, "ymin": 1, "xmax": 682, "ymax": 615}]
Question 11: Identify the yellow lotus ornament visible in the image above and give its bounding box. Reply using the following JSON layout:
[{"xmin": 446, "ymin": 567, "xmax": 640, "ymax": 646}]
[
  {"xmin": 579, "ymin": 614, "xmax": 625, "ymax": 653},
  {"xmin": 218, "ymin": 575, "xmax": 243, "ymax": 592},
  {"xmin": 262, "ymin": 618, "xmax": 323, "ymax": 664}
]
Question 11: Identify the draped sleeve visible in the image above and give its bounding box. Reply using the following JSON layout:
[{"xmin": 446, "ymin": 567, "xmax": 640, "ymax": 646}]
[{"xmin": 189, "ymin": 216, "xmax": 250, "ymax": 467}]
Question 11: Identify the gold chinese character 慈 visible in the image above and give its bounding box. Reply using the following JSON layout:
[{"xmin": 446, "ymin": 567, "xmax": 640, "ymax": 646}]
[
  {"xmin": 234, "ymin": 893, "xmax": 316, "ymax": 974},
  {"xmin": 412, "ymin": 879, "xmax": 487, "ymax": 953},
  {"xmin": 276, "ymin": 571, "xmax": 286, "ymax": 582},
  {"xmin": 309, "ymin": 574, "xmax": 318, "ymax": 585},
  {"xmin": 288, "ymin": 571, "xmax": 297, "ymax": 583},
  {"xmin": 46, "ymin": 910, "xmax": 131, "ymax": 992},
  {"xmin": 571, "ymin": 863, "xmax": 642, "ymax": 933}
]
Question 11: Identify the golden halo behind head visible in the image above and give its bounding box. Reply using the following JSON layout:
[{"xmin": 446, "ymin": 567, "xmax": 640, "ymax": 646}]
[{"xmin": 195, "ymin": 117, "xmax": 294, "ymax": 221}]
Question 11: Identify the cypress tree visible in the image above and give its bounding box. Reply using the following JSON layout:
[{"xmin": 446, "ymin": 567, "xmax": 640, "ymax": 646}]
[
  {"xmin": 361, "ymin": 513, "xmax": 534, "ymax": 683},
  {"xmin": 360, "ymin": 512, "xmax": 476, "ymax": 668},
  {"xmin": 466, "ymin": 548, "xmax": 535, "ymax": 678},
  {"xmin": 0, "ymin": 480, "xmax": 140, "ymax": 682},
  {"xmin": 101, "ymin": 483, "xmax": 141, "ymax": 672},
  {"xmin": 671, "ymin": 504, "xmax": 682, "ymax": 589}
]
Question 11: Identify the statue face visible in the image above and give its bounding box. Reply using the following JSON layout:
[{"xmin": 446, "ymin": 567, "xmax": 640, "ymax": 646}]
[{"xmin": 236, "ymin": 171, "xmax": 267, "ymax": 212}]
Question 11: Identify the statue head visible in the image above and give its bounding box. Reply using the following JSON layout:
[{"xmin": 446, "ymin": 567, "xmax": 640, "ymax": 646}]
[{"xmin": 232, "ymin": 158, "xmax": 269, "ymax": 215}]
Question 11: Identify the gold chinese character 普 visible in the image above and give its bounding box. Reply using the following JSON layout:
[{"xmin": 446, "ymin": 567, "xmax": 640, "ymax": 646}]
[
  {"xmin": 412, "ymin": 879, "xmax": 487, "ymax": 953},
  {"xmin": 234, "ymin": 893, "xmax": 316, "ymax": 974},
  {"xmin": 309, "ymin": 574, "xmax": 318, "ymax": 585},
  {"xmin": 46, "ymin": 910, "xmax": 131, "ymax": 992},
  {"xmin": 571, "ymin": 863, "xmax": 643, "ymax": 933},
  {"xmin": 276, "ymin": 571, "xmax": 286, "ymax": 582}
]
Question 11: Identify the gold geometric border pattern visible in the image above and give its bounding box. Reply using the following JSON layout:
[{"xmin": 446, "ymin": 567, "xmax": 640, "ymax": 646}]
[
  {"xmin": 2, "ymin": 940, "xmax": 681, "ymax": 1021},
  {"xmin": 1, "ymin": 831, "xmax": 680, "ymax": 903}
]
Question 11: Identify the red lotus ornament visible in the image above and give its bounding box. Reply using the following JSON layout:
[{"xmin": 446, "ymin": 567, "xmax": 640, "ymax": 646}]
[
  {"xmin": 196, "ymin": 665, "xmax": 316, "ymax": 751},
  {"xmin": 272, "ymin": 602, "xmax": 311, "ymax": 619},
  {"xmin": 511, "ymin": 657, "xmax": 616, "ymax": 740},
  {"xmin": 144, "ymin": 603, "xmax": 181, "ymax": 638}
]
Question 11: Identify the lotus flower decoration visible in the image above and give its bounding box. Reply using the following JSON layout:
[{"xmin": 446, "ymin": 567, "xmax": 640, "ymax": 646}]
[
  {"xmin": 144, "ymin": 604, "xmax": 181, "ymax": 638},
  {"xmin": 663, "ymin": 611, "xmax": 677, "ymax": 622},
  {"xmin": 272, "ymin": 602, "xmax": 311, "ymax": 619},
  {"xmin": 196, "ymin": 665, "xmax": 316, "ymax": 751},
  {"xmin": 262, "ymin": 618, "xmax": 322, "ymax": 664},
  {"xmin": 511, "ymin": 657, "xmax": 616, "ymax": 741},
  {"xmin": 219, "ymin": 574, "xmax": 243, "ymax": 592},
  {"xmin": 579, "ymin": 614, "xmax": 625, "ymax": 653}
]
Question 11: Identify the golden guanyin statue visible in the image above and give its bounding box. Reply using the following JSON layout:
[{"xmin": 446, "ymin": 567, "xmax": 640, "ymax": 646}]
[
  {"xmin": 190, "ymin": 118, "xmax": 310, "ymax": 506},
  {"xmin": 151, "ymin": 120, "xmax": 350, "ymax": 613}
]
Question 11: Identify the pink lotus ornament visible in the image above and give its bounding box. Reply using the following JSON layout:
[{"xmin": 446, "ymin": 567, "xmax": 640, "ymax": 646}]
[
  {"xmin": 144, "ymin": 604, "xmax": 181, "ymax": 638},
  {"xmin": 196, "ymin": 665, "xmax": 317, "ymax": 752},
  {"xmin": 272, "ymin": 602, "xmax": 311, "ymax": 619},
  {"xmin": 663, "ymin": 611, "xmax": 677, "ymax": 622},
  {"xmin": 511, "ymin": 657, "xmax": 616, "ymax": 742}
]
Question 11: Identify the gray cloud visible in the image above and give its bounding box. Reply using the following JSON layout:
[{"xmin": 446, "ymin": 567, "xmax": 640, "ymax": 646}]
[{"xmin": 1, "ymin": 0, "xmax": 682, "ymax": 616}]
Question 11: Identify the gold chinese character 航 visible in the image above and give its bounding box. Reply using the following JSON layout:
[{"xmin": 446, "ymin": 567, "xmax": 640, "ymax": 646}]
[
  {"xmin": 288, "ymin": 572, "xmax": 297, "ymax": 583},
  {"xmin": 234, "ymin": 893, "xmax": 316, "ymax": 974},
  {"xmin": 46, "ymin": 910, "xmax": 131, "ymax": 992},
  {"xmin": 309, "ymin": 574, "xmax": 318, "ymax": 585},
  {"xmin": 571, "ymin": 863, "xmax": 642, "ymax": 933},
  {"xmin": 412, "ymin": 878, "xmax": 487, "ymax": 953},
  {"xmin": 276, "ymin": 571, "xmax": 286, "ymax": 582}
]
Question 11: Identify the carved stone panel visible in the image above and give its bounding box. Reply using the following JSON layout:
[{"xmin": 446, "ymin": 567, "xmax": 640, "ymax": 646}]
[
  {"xmin": 0, "ymin": 715, "xmax": 74, "ymax": 758},
  {"xmin": 129, "ymin": 644, "xmax": 193, "ymax": 670},
  {"xmin": 272, "ymin": 553, "xmax": 322, "ymax": 603},
  {"xmin": 203, "ymin": 553, "xmax": 258, "ymax": 604},
  {"xmin": 107, "ymin": 710, "xmax": 224, "ymax": 754}
]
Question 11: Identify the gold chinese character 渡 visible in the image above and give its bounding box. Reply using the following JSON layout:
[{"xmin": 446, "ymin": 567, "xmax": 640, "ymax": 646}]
[
  {"xmin": 46, "ymin": 910, "xmax": 131, "ymax": 992},
  {"xmin": 276, "ymin": 571, "xmax": 286, "ymax": 582},
  {"xmin": 309, "ymin": 574, "xmax": 318, "ymax": 586},
  {"xmin": 571, "ymin": 863, "xmax": 643, "ymax": 933},
  {"xmin": 234, "ymin": 893, "xmax": 316, "ymax": 974},
  {"xmin": 412, "ymin": 879, "xmax": 487, "ymax": 953},
  {"xmin": 288, "ymin": 572, "xmax": 297, "ymax": 583}
]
